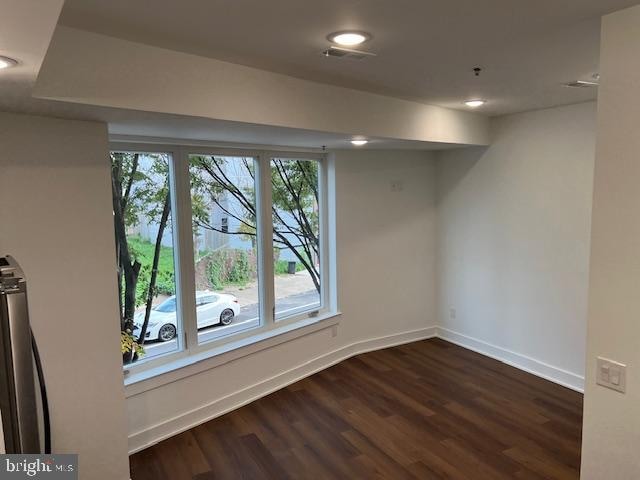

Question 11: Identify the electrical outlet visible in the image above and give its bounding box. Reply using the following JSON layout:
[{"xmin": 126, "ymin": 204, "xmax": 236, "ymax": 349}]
[
  {"xmin": 390, "ymin": 180, "xmax": 404, "ymax": 192},
  {"xmin": 449, "ymin": 308, "xmax": 457, "ymax": 320},
  {"xmin": 596, "ymin": 357, "xmax": 626, "ymax": 393}
]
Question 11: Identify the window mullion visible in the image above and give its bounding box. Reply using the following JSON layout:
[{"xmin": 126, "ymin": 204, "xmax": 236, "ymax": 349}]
[
  {"xmin": 257, "ymin": 152, "xmax": 275, "ymax": 327},
  {"xmin": 172, "ymin": 147, "xmax": 198, "ymax": 351},
  {"xmin": 317, "ymin": 155, "xmax": 328, "ymax": 311},
  {"xmin": 324, "ymin": 154, "xmax": 337, "ymax": 313}
]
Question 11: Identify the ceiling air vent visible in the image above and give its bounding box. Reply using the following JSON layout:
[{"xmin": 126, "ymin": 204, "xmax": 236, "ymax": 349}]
[
  {"xmin": 322, "ymin": 46, "xmax": 377, "ymax": 60},
  {"xmin": 563, "ymin": 80, "xmax": 599, "ymax": 88}
]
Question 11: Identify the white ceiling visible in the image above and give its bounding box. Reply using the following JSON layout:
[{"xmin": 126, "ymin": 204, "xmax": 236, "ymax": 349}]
[
  {"xmin": 0, "ymin": 0, "xmax": 469, "ymax": 151},
  {"xmin": 58, "ymin": 0, "xmax": 638, "ymax": 116},
  {"xmin": 0, "ymin": 0, "xmax": 63, "ymax": 112},
  {"xmin": 1, "ymin": 0, "xmax": 636, "ymax": 150}
]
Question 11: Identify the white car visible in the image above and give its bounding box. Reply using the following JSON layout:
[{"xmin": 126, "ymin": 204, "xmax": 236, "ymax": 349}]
[{"xmin": 133, "ymin": 291, "xmax": 240, "ymax": 342}]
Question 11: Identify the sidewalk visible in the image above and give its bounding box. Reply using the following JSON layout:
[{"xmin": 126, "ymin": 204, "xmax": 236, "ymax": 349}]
[
  {"xmin": 221, "ymin": 270, "xmax": 316, "ymax": 306},
  {"xmin": 142, "ymin": 269, "xmax": 317, "ymax": 311}
]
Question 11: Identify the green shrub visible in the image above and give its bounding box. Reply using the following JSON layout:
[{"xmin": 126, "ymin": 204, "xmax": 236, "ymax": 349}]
[
  {"xmin": 125, "ymin": 236, "xmax": 176, "ymax": 306},
  {"xmin": 206, "ymin": 256, "xmax": 224, "ymax": 290},
  {"xmin": 274, "ymin": 259, "xmax": 306, "ymax": 274},
  {"xmin": 205, "ymin": 249, "xmax": 256, "ymax": 289},
  {"xmin": 273, "ymin": 248, "xmax": 311, "ymax": 275},
  {"xmin": 155, "ymin": 269, "xmax": 176, "ymax": 296},
  {"xmin": 229, "ymin": 250, "xmax": 250, "ymax": 283}
]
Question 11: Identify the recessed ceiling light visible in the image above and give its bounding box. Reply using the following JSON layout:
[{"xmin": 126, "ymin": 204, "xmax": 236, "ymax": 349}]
[
  {"xmin": 328, "ymin": 31, "xmax": 371, "ymax": 47},
  {"xmin": 464, "ymin": 99, "xmax": 486, "ymax": 108},
  {"xmin": 351, "ymin": 139, "xmax": 368, "ymax": 146},
  {"xmin": 0, "ymin": 56, "xmax": 18, "ymax": 70}
]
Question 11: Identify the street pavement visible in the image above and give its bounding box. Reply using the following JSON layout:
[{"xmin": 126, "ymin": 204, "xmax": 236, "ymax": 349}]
[{"xmin": 141, "ymin": 288, "xmax": 320, "ymax": 359}]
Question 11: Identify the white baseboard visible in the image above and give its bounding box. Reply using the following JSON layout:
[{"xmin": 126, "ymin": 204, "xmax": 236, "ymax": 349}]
[
  {"xmin": 128, "ymin": 326, "xmax": 437, "ymax": 454},
  {"xmin": 128, "ymin": 324, "xmax": 585, "ymax": 454},
  {"xmin": 436, "ymin": 327, "xmax": 584, "ymax": 393}
]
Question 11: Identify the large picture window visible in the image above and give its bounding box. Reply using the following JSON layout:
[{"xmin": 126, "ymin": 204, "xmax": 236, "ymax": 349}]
[{"xmin": 112, "ymin": 144, "xmax": 333, "ymax": 375}]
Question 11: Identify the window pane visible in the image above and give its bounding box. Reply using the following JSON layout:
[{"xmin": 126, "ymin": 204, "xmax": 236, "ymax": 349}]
[
  {"xmin": 111, "ymin": 151, "xmax": 180, "ymax": 365},
  {"xmin": 271, "ymin": 158, "xmax": 321, "ymax": 320},
  {"xmin": 189, "ymin": 155, "xmax": 261, "ymax": 343}
]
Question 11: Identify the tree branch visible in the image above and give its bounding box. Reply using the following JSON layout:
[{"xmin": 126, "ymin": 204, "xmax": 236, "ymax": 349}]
[
  {"xmin": 296, "ymin": 160, "xmax": 318, "ymax": 203},
  {"xmin": 121, "ymin": 153, "xmax": 139, "ymax": 213},
  {"xmin": 137, "ymin": 192, "xmax": 171, "ymax": 349}
]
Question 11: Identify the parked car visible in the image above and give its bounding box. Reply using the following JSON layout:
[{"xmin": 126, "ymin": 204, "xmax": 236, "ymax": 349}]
[{"xmin": 133, "ymin": 291, "xmax": 240, "ymax": 342}]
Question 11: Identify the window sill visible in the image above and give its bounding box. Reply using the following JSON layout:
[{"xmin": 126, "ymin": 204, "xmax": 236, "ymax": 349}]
[{"xmin": 124, "ymin": 312, "xmax": 341, "ymax": 398}]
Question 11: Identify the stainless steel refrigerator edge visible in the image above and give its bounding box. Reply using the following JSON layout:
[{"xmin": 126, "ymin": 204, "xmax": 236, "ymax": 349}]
[{"xmin": 0, "ymin": 256, "xmax": 39, "ymax": 453}]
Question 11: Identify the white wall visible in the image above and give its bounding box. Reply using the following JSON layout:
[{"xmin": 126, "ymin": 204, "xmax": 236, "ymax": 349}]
[
  {"xmin": 0, "ymin": 112, "xmax": 130, "ymax": 479},
  {"xmin": 0, "ymin": 101, "xmax": 601, "ymax": 472},
  {"xmin": 435, "ymin": 102, "xmax": 596, "ymax": 391},
  {"xmin": 581, "ymin": 5, "xmax": 640, "ymax": 478},
  {"xmin": 34, "ymin": 27, "xmax": 489, "ymax": 147},
  {"xmin": 126, "ymin": 149, "xmax": 438, "ymax": 452}
]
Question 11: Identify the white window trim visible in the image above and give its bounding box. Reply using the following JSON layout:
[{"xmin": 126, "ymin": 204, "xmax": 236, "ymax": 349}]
[
  {"xmin": 124, "ymin": 312, "xmax": 341, "ymax": 396},
  {"xmin": 111, "ymin": 139, "xmax": 338, "ymax": 390}
]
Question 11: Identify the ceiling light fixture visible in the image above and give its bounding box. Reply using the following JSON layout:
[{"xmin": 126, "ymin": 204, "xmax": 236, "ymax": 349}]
[
  {"xmin": 351, "ymin": 139, "xmax": 368, "ymax": 146},
  {"xmin": 464, "ymin": 99, "xmax": 486, "ymax": 108},
  {"xmin": 0, "ymin": 56, "xmax": 18, "ymax": 70},
  {"xmin": 328, "ymin": 31, "xmax": 371, "ymax": 46}
]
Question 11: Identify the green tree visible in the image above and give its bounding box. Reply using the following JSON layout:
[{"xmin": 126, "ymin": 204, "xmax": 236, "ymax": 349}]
[{"xmin": 111, "ymin": 152, "xmax": 171, "ymax": 362}]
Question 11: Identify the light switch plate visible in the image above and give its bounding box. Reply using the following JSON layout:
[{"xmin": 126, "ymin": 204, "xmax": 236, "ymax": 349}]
[{"xmin": 596, "ymin": 357, "xmax": 626, "ymax": 393}]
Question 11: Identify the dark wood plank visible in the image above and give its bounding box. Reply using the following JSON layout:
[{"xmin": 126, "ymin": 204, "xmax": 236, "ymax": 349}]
[{"xmin": 130, "ymin": 338, "xmax": 583, "ymax": 480}]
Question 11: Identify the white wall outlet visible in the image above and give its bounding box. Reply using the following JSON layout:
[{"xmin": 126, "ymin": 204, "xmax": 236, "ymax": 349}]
[
  {"xmin": 449, "ymin": 307, "xmax": 457, "ymax": 320},
  {"xmin": 596, "ymin": 357, "xmax": 626, "ymax": 393},
  {"xmin": 390, "ymin": 180, "xmax": 404, "ymax": 192}
]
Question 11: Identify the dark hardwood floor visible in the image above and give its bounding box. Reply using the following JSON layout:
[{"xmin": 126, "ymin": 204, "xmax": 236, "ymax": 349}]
[{"xmin": 130, "ymin": 338, "xmax": 583, "ymax": 480}]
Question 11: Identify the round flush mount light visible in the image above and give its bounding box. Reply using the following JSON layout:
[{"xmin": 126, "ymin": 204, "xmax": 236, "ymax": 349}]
[
  {"xmin": 464, "ymin": 99, "xmax": 486, "ymax": 108},
  {"xmin": 0, "ymin": 56, "xmax": 18, "ymax": 70},
  {"xmin": 351, "ymin": 139, "xmax": 368, "ymax": 146},
  {"xmin": 328, "ymin": 31, "xmax": 371, "ymax": 46}
]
